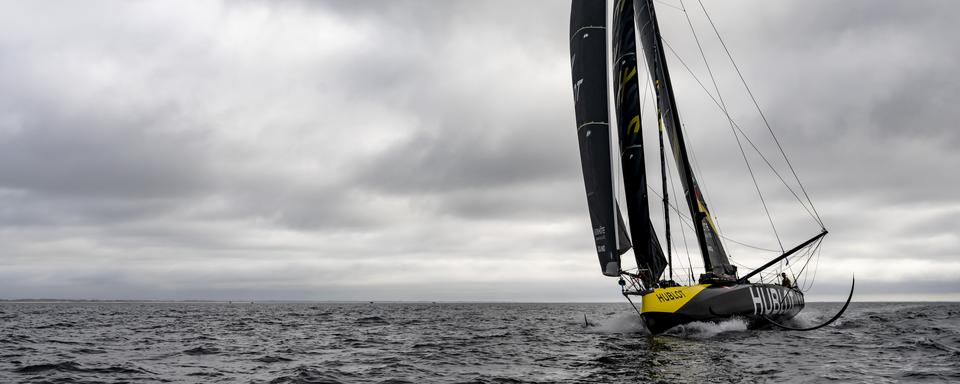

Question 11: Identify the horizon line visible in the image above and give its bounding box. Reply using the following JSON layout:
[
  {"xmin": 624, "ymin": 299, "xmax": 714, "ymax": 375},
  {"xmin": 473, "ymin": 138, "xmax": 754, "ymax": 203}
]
[{"xmin": 2, "ymin": 299, "xmax": 957, "ymax": 304}]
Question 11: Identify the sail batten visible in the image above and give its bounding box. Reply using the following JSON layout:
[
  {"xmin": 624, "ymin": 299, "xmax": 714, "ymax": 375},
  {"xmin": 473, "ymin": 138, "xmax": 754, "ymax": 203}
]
[
  {"xmin": 570, "ymin": 0, "xmax": 624, "ymax": 277},
  {"xmin": 633, "ymin": 0, "xmax": 735, "ymax": 277}
]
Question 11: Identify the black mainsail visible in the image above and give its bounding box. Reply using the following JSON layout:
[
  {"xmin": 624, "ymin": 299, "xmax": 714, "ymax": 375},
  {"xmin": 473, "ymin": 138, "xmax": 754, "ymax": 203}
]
[
  {"xmin": 634, "ymin": 0, "xmax": 735, "ymax": 277},
  {"xmin": 613, "ymin": 0, "xmax": 667, "ymax": 283},
  {"xmin": 571, "ymin": 0, "xmax": 632, "ymax": 277}
]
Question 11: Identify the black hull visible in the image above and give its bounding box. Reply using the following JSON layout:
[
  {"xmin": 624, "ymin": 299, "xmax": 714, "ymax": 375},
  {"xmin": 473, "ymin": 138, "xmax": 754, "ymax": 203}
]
[{"xmin": 640, "ymin": 283, "xmax": 804, "ymax": 335}]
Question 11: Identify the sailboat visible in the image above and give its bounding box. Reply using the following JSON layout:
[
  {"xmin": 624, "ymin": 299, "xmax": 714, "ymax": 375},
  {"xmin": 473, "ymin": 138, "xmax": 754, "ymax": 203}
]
[{"xmin": 569, "ymin": 0, "xmax": 852, "ymax": 335}]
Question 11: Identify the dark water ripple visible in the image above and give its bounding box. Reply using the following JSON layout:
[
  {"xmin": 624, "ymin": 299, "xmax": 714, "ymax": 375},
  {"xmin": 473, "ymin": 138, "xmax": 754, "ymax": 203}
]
[{"xmin": 0, "ymin": 302, "xmax": 957, "ymax": 383}]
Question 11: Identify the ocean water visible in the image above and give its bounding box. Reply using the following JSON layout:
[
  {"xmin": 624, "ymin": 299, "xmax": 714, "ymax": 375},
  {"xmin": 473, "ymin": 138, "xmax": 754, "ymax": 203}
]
[{"xmin": 0, "ymin": 302, "xmax": 957, "ymax": 383}]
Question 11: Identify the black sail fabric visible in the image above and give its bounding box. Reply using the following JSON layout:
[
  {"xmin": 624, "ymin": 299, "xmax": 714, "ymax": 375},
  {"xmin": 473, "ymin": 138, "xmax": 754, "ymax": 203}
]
[
  {"xmin": 633, "ymin": 0, "xmax": 735, "ymax": 276},
  {"xmin": 613, "ymin": 0, "xmax": 667, "ymax": 283},
  {"xmin": 616, "ymin": 205, "xmax": 633, "ymax": 256},
  {"xmin": 570, "ymin": 0, "xmax": 624, "ymax": 277}
]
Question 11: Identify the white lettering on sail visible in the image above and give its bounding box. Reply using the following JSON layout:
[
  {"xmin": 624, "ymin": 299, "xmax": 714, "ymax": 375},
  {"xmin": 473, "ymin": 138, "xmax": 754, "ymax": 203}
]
[{"xmin": 595, "ymin": 226, "xmax": 607, "ymax": 254}]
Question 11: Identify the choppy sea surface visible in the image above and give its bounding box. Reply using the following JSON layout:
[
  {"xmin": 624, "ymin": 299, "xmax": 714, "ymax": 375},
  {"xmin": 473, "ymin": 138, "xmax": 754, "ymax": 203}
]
[{"xmin": 1, "ymin": 302, "xmax": 958, "ymax": 383}]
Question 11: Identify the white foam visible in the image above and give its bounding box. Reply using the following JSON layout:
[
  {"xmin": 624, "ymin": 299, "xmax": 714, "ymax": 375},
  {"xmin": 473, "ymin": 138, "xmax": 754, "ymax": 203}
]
[
  {"xmin": 786, "ymin": 311, "xmax": 820, "ymax": 328},
  {"xmin": 666, "ymin": 317, "xmax": 748, "ymax": 339}
]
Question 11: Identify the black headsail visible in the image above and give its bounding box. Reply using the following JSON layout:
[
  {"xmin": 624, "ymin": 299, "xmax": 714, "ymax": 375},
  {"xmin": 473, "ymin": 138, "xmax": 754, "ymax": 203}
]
[
  {"xmin": 613, "ymin": 0, "xmax": 667, "ymax": 284},
  {"xmin": 571, "ymin": 0, "xmax": 632, "ymax": 277},
  {"xmin": 634, "ymin": 0, "xmax": 736, "ymax": 277}
]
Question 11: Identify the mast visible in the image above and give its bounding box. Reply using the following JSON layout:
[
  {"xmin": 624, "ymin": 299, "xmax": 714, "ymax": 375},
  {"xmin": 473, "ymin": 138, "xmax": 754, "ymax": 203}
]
[
  {"xmin": 633, "ymin": 0, "xmax": 736, "ymax": 277},
  {"xmin": 570, "ymin": 0, "xmax": 632, "ymax": 277},
  {"xmin": 613, "ymin": 0, "xmax": 666, "ymax": 285}
]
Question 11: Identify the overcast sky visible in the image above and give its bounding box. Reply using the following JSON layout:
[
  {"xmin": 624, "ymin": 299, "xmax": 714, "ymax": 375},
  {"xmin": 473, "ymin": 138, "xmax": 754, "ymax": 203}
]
[{"xmin": 0, "ymin": 0, "xmax": 957, "ymax": 301}]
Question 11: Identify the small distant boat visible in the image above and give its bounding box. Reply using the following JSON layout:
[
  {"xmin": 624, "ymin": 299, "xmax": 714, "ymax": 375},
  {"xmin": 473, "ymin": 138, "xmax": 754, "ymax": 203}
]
[{"xmin": 569, "ymin": 0, "xmax": 852, "ymax": 334}]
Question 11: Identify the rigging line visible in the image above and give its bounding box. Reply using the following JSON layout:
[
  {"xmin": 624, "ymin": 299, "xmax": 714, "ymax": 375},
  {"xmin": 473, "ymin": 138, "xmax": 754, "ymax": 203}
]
[
  {"xmin": 638, "ymin": 57, "xmax": 691, "ymax": 283},
  {"xmin": 669, "ymin": 107, "xmax": 721, "ymax": 233},
  {"xmin": 670, "ymin": 108, "xmax": 734, "ymax": 259},
  {"xmin": 663, "ymin": 186, "xmax": 691, "ymax": 285},
  {"xmin": 696, "ymin": 0, "xmax": 824, "ymax": 228},
  {"xmin": 795, "ymin": 243, "xmax": 817, "ymax": 290},
  {"xmin": 653, "ymin": 0, "xmax": 685, "ymax": 12},
  {"xmin": 647, "ymin": 186, "xmax": 781, "ymax": 253},
  {"xmin": 771, "ymin": 243, "xmax": 810, "ymax": 278},
  {"xmin": 797, "ymin": 239, "xmax": 824, "ymax": 291},
  {"xmin": 766, "ymin": 240, "xmax": 818, "ymax": 286},
  {"xmin": 670, "ymin": 240, "xmax": 689, "ymax": 283},
  {"xmin": 644, "ymin": 30, "xmax": 722, "ymax": 272},
  {"xmin": 639, "ymin": 66, "xmax": 652, "ymax": 123},
  {"xmin": 678, "ymin": 1, "xmax": 777, "ymax": 255},
  {"xmin": 785, "ymin": 244, "xmax": 808, "ymax": 287},
  {"xmin": 730, "ymin": 259, "xmax": 758, "ymax": 271},
  {"xmin": 647, "ymin": 188, "xmax": 691, "ymax": 225},
  {"xmin": 640, "ymin": 33, "xmax": 727, "ymax": 251},
  {"xmin": 667, "ymin": 53, "xmax": 822, "ymax": 234},
  {"xmin": 657, "ymin": 37, "xmax": 814, "ymax": 222},
  {"xmin": 637, "ymin": 55, "xmax": 698, "ymax": 282},
  {"xmin": 622, "ymin": 291, "xmax": 645, "ymax": 322},
  {"xmin": 678, "ymin": 0, "xmax": 784, "ymax": 253},
  {"xmin": 665, "ymin": 118, "xmax": 695, "ymax": 284},
  {"xmin": 725, "ymin": 237, "xmax": 781, "ymax": 253},
  {"xmin": 804, "ymin": 243, "xmax": 823, "ymax": 291},
  {"xmin": 665, "ymin": 148, "xmax": 695, "ymax": 282},
  {"xmin": 679, "ymin": 0, "xmax": 724, "ymax": 116},
  {"xmin": 666, "ymin": 163, "xmax": 696, "ymax": 284},
  {"xmin": 660, "ymin": 39, "xmax": 821, "ymax": 226},
  {"xmin": 659, "ymin": 49, "xmax": 729, "ymax": 258},
  {"xmin": 678, "ymin": 119, "xmax": 734, "ymax": 256}
]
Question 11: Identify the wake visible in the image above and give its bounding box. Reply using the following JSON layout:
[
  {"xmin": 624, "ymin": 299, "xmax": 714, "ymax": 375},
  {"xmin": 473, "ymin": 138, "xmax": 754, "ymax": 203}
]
[{"xmin": 664, "ymin": 317, "xmax": 748, "ymax": 339}]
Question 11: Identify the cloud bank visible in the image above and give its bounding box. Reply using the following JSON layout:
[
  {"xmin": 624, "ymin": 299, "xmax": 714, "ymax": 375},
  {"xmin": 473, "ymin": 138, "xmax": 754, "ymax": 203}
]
[{"xmin": 0, "ymin": 0, "xmax": 957, "ymax": 301}]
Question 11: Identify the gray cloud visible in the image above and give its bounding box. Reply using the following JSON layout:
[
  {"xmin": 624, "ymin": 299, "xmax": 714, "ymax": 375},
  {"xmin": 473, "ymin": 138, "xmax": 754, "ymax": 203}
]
[{"xmin": 0, "ymin": 0, "xmax": 957, "ymax": 301}]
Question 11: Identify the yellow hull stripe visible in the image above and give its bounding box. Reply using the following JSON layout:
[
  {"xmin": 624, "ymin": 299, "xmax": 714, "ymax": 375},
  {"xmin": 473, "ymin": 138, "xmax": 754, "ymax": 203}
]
[{"xmin": 641, "ymin": 284, "xmax": 711, "ymax": 314}]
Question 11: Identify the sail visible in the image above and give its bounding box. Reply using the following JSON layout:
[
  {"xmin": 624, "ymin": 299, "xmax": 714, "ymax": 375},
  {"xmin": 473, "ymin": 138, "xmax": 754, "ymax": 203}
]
[
  {"xmin": 616, "ymin": 205, "xmax": 633, "ymax": 256},
  {"xmin": 613, "ymin": 0, "xmax": 667, "ymax": 282},
  {"xmin": 633, "ymin": 0, "xmax": 735, "ymax": 276},
  {"xmin": 570, "ymin": 0, "xmax": 625, "ymax": 277}
]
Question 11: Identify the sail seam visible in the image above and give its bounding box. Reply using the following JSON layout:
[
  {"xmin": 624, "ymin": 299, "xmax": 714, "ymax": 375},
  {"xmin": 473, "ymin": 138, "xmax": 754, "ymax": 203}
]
[
  {"xmin": 569, "ymin": 26, "xmax": 605, "ymax": 42},
  {"xmin": 614, "ymin": 52, "xmax": 636, "ymax": 62},
  {"xmin": 577, "ymin": 122, "xmax": 608, "ymax": 131}
]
